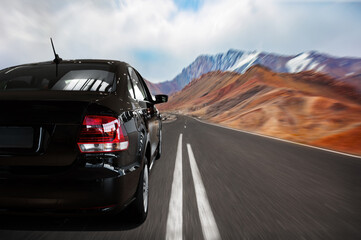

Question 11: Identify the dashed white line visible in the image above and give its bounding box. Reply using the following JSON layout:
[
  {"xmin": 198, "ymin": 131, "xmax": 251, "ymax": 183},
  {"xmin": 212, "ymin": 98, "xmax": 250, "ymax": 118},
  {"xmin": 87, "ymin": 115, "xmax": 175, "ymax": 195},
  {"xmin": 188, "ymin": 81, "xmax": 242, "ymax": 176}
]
[
  {"xmin": 187, "ymin": 144, "xmax": 222, "ymax": 240},
  {"xmin": 166, "ymin": 134, "xmax": 183, "ymax": 240}
]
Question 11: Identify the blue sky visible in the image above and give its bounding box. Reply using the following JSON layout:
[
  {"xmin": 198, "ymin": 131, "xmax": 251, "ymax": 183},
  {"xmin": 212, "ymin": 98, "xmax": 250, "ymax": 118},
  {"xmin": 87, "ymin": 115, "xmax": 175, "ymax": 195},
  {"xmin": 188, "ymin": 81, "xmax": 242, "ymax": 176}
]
[
  {"xmin": 0, "ymin": 0, "xmax": 360, "ymax": 82},
  {"xmin": 174, "ymin": 0, "xmax": 203, "ymax": 11}
]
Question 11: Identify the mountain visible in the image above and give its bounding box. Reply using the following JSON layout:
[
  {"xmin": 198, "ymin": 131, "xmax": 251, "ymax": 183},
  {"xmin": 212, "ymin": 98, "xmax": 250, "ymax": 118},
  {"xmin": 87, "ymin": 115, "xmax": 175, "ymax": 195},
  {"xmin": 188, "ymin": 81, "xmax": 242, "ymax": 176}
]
[
  {"xmin": 147, "ymin": 50, "xmax": 361, "ymax": 95},
  {"xmin": 144, "ymin": 79, "xmax": 161, "ymax": 94},
  {"xmin": 158, "ymin": 66, "xmax": 361, "ymax": 155}
]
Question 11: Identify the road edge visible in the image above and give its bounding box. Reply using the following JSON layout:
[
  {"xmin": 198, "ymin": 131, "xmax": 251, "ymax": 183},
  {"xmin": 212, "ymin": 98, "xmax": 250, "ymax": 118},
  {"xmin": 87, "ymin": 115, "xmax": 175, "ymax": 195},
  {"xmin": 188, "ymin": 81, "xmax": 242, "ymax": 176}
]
[{"xmin": 190, "ymin": 116, "xmax": 361, "ymax": 159}]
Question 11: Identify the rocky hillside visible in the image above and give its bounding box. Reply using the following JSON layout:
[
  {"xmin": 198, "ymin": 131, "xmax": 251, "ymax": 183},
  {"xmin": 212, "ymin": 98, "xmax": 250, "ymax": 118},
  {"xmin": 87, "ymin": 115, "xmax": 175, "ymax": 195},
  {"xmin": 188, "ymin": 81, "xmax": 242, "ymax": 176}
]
[{"xmin": 159, "ymin": 66, "xmax": 361, "ymax": 155}]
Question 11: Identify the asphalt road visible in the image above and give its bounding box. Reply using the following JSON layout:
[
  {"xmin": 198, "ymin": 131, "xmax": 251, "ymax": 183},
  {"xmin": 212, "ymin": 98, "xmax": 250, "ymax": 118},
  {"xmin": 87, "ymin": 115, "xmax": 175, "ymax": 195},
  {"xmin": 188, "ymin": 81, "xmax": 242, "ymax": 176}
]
[{"xmin": 1, "ymin": 115, "xmax": 361, "ymax": 239}]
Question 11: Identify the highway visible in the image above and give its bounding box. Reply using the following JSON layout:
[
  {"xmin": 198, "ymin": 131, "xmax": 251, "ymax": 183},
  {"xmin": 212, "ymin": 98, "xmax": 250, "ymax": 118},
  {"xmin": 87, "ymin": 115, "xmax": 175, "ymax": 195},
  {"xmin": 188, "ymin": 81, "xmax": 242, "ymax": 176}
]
[{"xmin": 1, "ymin": 115, "xmax": 361, "ymax": 239}]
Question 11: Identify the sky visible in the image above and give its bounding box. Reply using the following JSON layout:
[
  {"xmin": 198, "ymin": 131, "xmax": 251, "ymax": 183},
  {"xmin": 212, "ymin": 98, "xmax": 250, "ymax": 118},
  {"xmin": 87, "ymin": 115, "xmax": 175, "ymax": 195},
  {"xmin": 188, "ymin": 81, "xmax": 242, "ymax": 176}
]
[{"xmin": 0, "ymin": 0, "xmax": 360, "ymax": 83}]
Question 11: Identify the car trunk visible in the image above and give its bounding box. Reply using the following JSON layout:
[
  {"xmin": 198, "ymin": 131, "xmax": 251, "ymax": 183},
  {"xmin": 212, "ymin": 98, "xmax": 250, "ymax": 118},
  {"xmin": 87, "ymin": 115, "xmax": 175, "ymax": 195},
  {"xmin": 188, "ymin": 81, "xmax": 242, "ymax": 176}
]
[{"xmin": 0, "ymin": 91, "xmax": 111, "ymax": 167}]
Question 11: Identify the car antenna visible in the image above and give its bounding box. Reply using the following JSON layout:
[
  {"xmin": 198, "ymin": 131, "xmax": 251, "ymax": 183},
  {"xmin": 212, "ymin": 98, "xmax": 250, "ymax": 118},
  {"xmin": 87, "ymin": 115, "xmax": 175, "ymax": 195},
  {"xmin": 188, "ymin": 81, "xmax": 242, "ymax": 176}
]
[
  {"xmin": 50, "ymin": 37, "xmax": 62, "ymax": 76},
  {"xmin": 50, "ymin": 38, "xmax": 62, "ymax": 64}
]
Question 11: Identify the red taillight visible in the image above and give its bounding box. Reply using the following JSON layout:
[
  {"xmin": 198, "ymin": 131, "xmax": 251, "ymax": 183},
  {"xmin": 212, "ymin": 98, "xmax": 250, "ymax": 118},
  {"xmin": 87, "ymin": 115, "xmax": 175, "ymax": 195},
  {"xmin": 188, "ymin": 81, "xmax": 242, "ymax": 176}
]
[{"xmin": 77, "ymin": 115, "xmax": 129, "ymax": 153}]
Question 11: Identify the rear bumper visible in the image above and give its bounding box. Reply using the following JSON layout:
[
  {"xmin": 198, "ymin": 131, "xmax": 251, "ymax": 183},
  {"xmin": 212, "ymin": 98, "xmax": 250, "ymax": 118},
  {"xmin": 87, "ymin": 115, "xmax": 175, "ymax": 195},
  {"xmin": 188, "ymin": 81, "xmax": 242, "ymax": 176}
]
[{"xmin": 0, "ymin": 164, "xmax": 141, "ymax": 215}]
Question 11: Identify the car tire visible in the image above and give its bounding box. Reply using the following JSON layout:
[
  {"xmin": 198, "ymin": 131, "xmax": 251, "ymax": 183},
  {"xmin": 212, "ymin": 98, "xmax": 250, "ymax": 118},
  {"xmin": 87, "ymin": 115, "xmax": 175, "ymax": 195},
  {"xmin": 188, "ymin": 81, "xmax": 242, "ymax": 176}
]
[
  {"xmin": 155, "ymin": 130, "xmax": 162, "ymax": 160},
  {"xmin": 155, "ymin": 143, "xmax": 161, "ymax": 160},
  {"xmin": 131, "ymin": 161, "xmax": 149, "ymax": 223}
]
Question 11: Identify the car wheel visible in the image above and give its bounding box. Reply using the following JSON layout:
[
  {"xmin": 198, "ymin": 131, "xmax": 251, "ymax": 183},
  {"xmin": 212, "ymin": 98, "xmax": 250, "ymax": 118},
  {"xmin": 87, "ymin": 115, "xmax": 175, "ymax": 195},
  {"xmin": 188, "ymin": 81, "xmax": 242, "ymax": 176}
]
[
  {"xmin": 131, "ymin": 161, "xmax": 149, "ymax": 223},
  {"xmin": 155, "ymin": 143, "xmax": 161, "ymax": 160},
  {"xmin": 155, "ymin": 130, "xmax": 162, "ymax": 160}
]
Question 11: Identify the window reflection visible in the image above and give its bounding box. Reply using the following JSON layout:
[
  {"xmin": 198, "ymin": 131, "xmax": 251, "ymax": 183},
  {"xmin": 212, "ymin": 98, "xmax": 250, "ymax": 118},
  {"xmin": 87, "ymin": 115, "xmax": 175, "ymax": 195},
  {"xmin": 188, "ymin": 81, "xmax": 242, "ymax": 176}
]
[
  {"xmin": 0, "ymin": 66, "xmax": 116, "ymax": 93},
  {"xmin": 52, "ymin": 70, "xmax": 113, "ymax": 92}
]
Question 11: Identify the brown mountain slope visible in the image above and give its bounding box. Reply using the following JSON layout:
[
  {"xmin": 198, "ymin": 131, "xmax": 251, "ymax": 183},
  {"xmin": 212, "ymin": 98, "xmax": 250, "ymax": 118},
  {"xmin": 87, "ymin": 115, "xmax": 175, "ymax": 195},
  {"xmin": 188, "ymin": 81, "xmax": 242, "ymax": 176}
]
[
  {"xmin": 144, "ymin": 78, "xmax": 181, "ymax": 95},
  {"xmin": 159, "ymin": 66, "xmax": 361, "ymax": 156},
  {"xmin": 144, "ymin": 79, "xmax": 162, "ymax": 95}
]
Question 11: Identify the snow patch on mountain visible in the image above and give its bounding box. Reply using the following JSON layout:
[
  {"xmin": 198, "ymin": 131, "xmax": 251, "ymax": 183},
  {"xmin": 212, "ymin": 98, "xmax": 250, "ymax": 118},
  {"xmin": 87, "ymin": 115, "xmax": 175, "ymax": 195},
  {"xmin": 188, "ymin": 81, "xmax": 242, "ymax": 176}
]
[
  {"xmin": 317, "ymin": 64, "xmax": 326, "ymax": 72},
  {"xmin": 308, "ymin": 61, "xmax": 319, "ymax": 70},
  {"xmin": 286, "ymin": 52, "xmax": 313, "ymax": 73},
  {"xmin": 227, "ymin": 52, "xmax": 260, "ymax": 73},
  {"xmin": 345, "ymin": 72, "xmax": 355, "ymax": 77}
]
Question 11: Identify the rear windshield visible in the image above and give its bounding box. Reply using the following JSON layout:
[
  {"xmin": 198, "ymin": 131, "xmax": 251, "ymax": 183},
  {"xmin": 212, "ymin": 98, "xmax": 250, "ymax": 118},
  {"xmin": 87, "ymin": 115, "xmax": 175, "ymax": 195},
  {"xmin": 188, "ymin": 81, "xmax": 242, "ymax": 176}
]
[{"xmin": 0, "ymin": 63, "xmax": 116, "ymax": 92}]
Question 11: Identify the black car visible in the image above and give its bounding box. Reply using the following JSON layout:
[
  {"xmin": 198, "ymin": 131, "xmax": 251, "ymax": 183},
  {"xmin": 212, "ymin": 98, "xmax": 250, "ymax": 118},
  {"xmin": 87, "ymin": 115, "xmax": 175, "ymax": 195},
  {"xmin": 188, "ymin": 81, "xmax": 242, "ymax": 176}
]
[{"xmin": 0, "ymin": 59, "xmax": 167, "ymax": 223}]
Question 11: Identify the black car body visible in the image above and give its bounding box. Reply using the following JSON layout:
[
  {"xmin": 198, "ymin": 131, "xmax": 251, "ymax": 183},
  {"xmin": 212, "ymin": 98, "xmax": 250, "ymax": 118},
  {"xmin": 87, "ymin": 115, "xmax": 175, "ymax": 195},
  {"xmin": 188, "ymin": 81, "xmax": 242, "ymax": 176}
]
[{"xmin": 0, "ymin": 59, "xmax": 167, "ymax": 222}]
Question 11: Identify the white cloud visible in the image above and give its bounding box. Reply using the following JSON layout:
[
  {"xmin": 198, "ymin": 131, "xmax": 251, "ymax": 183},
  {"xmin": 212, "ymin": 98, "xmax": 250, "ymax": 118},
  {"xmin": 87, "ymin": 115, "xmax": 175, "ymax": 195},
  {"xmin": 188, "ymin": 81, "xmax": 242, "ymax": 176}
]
[{"xmin": 0, "ymin": 0, "xmax": 360, "ymax": 82}]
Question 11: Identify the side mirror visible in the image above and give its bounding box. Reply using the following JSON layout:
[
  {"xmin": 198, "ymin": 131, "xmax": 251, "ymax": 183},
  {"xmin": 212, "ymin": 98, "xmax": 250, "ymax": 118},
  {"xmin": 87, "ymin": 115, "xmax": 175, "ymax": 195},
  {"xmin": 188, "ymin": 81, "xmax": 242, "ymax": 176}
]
[{"xmin": 154, "ymin": 94, "xmax": 168, "ymax": 104}]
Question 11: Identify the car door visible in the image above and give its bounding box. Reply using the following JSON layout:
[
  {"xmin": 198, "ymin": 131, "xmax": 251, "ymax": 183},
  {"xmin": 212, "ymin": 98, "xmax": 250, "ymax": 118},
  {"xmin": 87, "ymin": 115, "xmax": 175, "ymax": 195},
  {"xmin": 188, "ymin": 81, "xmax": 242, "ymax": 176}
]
[{"xmin": 128, "ymin": 67, "xmax": 159, "ymax": 164}]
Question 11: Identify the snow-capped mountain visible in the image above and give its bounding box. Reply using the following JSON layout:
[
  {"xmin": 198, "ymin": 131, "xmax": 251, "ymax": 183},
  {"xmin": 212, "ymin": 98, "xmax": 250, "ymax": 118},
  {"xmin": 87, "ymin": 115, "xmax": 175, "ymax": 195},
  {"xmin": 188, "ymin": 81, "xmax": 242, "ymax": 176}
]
[{"xmin": 149, "ymin": 49, "xmax": 361, "ymax": 95}]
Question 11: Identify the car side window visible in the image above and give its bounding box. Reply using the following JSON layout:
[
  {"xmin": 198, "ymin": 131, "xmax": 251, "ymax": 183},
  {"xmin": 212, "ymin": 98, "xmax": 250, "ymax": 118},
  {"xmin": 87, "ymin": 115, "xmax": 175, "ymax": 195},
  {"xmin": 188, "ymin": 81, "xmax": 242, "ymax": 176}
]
[
  {"xmin": 128, "ymin": 67, "xmax": 147, "ymax": 101},
  {"xmin": 135, "ymin": 71, "xmax": 154, "ymax": 101},
  {"xmin": 127, "ymin": 74, "xmax": 136, "ymax": 99}
]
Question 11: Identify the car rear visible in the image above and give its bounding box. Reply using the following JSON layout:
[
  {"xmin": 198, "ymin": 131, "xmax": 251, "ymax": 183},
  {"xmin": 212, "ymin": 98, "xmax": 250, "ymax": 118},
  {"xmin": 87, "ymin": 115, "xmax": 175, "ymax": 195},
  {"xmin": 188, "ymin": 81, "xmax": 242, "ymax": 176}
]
[{"xmin": 0, "ymin": 61, "xmax": 141, "ymax": 215}]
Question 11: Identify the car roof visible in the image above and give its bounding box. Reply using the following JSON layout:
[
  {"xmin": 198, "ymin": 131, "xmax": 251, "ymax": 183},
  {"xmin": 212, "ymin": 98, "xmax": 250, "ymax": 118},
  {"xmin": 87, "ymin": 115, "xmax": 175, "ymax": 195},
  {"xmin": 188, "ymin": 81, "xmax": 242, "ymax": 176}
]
[{"xmin": 1, "ymin": 59, "xmax": 130, "ymax": 71}]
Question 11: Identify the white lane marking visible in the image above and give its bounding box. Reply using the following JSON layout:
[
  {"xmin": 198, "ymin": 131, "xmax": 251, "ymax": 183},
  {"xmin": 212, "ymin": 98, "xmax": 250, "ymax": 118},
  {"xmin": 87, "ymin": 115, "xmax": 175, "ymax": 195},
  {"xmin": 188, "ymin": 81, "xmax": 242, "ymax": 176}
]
[
  {"xmin": 192, "ymin": 117, "xmax": 361, "ymax": 159},
  {"xmin": 166, "ymin": 134, "xmax": 183, "ymax": 240},
  {"xmin": 187, "ymin": 144, "xmax": 222, "ymax": 240},
  {"xmin": 184, "ymin": 125, "xmax": 187, "ymax": 128}
]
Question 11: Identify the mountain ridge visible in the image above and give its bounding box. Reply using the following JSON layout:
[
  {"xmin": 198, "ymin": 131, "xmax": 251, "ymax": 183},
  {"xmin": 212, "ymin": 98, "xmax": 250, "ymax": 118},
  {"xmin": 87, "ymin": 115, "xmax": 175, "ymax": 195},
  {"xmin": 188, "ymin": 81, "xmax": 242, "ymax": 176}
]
[{"xmin": 147, "ymin": 49, "xmax": 361, "ymax": 95}]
